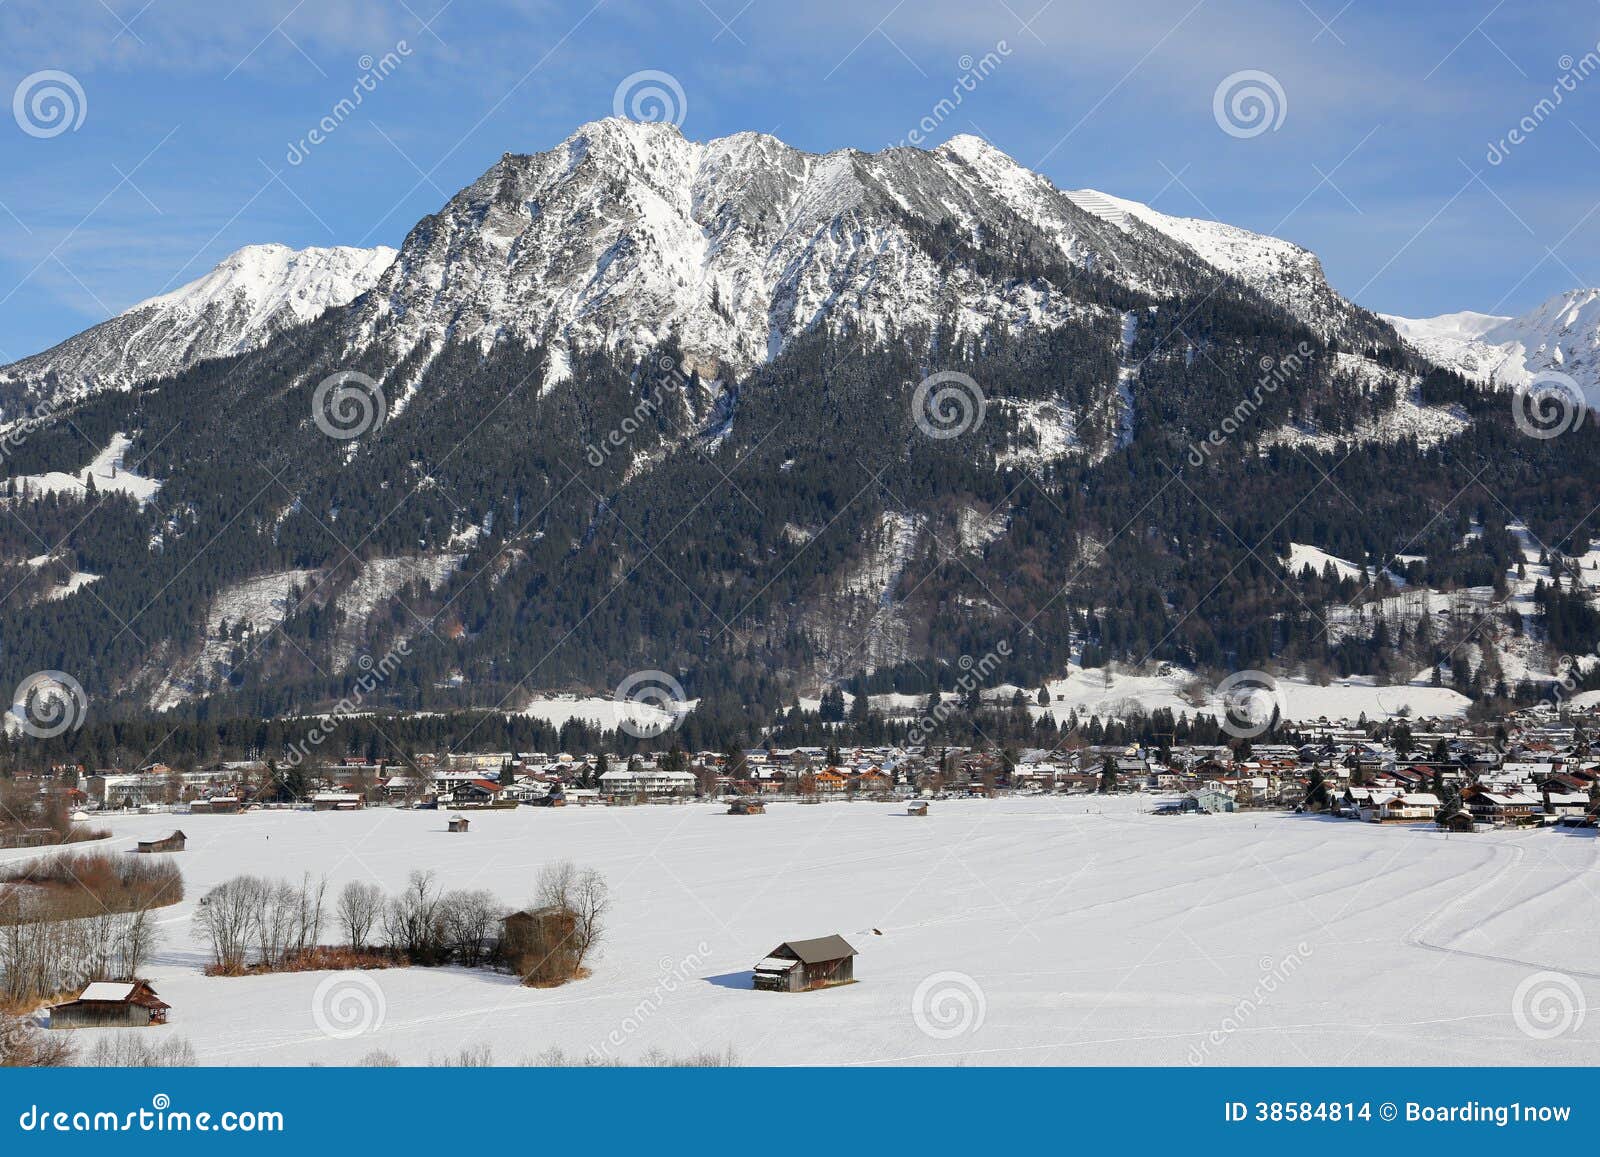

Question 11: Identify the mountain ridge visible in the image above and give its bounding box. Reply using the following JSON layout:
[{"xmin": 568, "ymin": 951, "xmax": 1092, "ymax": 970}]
[{"xmin": 0, "ymin": 243, "xmax": 396, "ymax": 421}]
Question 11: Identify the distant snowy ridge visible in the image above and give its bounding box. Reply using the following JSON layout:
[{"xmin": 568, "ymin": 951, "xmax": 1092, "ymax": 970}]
[
  {"xmin": 1385, "ymin": 288, "xmax": 1600, "ymax": 397},
  {"xmin": 0, "ymin": 243, "xmax": 396, "ymax": 415}
]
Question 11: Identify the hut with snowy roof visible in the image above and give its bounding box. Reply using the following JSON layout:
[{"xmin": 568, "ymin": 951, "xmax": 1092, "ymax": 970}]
[{"xmin": 49, "ymin": 981, "xmax": 169, "ymax": 1028}]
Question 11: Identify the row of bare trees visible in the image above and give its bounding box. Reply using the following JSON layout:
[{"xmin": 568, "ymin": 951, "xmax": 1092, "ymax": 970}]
[
  {"xmin": 194, "ymin": 863, "xmax": 607, "ymax": 983},
  {"xmin": 0, "ymin": 851, "xmax": 180, "ymax": 1006},
  {"xmin": 0, "ymin": 907, "xmax": 163, "ymax": 1006},
  {"xmin": 191, "ymin": 873, "xmax": 329, "ymax": 974}
]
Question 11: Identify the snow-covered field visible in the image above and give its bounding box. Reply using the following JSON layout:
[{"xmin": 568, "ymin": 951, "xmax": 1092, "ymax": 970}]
[{"xmin": 19, "ymin": 798, "xmax": 1598, "ymax": 1067}]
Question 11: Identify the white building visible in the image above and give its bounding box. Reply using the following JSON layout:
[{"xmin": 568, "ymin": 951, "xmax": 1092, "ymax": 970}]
[{"xmin": 599, "ymin": 767, "xmax": 696, "ymax": 797}]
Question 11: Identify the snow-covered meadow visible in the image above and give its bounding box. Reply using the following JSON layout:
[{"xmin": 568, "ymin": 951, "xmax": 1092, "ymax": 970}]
[{"xmin": 13, "ymin": 798, "xmax": 1598, "ymax": 1066}]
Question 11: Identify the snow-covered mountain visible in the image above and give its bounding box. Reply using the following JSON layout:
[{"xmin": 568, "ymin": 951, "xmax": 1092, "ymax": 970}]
[
  {"xmin": 1385, "ymin": 289, "xmax": 1600, "ymax": 395},
  {"xmin": 1065, "ymin": 188, "xmax": 1363, "ymax": 340},
  {"xmin": 0, "ymin": 243, "xmax": 396, "ymax": 416},
  {"xmin": 344, "ymin": 119, "xmax": 1380, "ymax": 388},
  {"xmin": 2, "ymin": 120, "xmax": 1385, "ymax": 408},
  {"xmin": 2, "ymin": 118, "xmax": 1589, "ymax": 720}
]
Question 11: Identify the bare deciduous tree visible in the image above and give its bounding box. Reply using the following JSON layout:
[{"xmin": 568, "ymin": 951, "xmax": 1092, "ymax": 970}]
[
  {"xmin": 337, "ymin": 880, "xmax": 384, "ymax": 950},
  {"xmin": 383, "ymin": 870, "xmax": 444, "ymax": 963},
  {"xmin": 192, "ymin": 875, "xmax": 267, "ymax": 973},
  {"xmin": 439, "ymin": 889, "xmax": 503, "ymax": 968}
]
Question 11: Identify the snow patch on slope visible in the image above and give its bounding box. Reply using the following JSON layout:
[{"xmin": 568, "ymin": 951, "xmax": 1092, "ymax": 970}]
[
  {"xmin": 150, "ymin": 568, "xmax": 324, "ymax": 710},
  {"xmin": 5, "ymin": 432, "xmax": 162, "ymax": 505}
]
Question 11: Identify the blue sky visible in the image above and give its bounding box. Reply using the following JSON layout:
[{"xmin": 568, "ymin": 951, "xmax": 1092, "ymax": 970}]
[{"xmin": 2, "ymin": 0, "xmax": 1598, "ymax": 362}]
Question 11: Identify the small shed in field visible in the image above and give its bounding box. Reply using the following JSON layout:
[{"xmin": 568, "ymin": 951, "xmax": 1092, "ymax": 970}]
[
  {"xmin": 753, "ymin": 934, "xmax": 858, "ymax": 992},
  {"xmin": 447, "ymin": 815, "xmax": 470, "ymax": 833},
  {"xmin": 727, "ymin": 797, "xmax": 765, "ymax": 815},
  {"xmin": 907, "ymin": 800, "xmax": 929, "ymax": 817},
  {"xmin": 135, "ymin": 830, "xmax": 186, "ymax": 853},
  {"xmin": 49, "ymin": 981, "xmax": 169, "ymax": 1028}
]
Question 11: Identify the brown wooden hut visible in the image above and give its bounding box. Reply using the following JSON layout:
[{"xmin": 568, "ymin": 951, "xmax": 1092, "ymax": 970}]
[
  {"xmin": 500, "ymin": 906, "xmax": 580, "ymax": 983},
  {"xmin": 447, "ymin": 815, "xmax": 470, "ymax": 833},
  {"xmin": 752, "ymin": 935, "xmax": 857, "ymax": 992},
  {"xmin": 136, "ymin": 830, "xmax": 186, "ymax": 853},
  {"xmin": 49, "ymin": 981, "xmax": 169, "ymax": 1028}
]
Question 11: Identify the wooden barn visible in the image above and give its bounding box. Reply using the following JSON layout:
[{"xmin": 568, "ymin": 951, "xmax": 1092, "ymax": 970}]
[
  {"xmin": 447, "ymin": 815, "xmax": 470, "ymax": 833},
  {"xmin": 49, "ymin": 981, "xmax": 169, "ymax": 1028},
  {"xmin": 907, "ymin": 800, "xmax": 929, "ymax": 817},
  {"xmin": 135, "ymin": 830, "xmax": 186, "ymax": 853},
  {"xmin": 727, "ymin": 797, "xmax": 765, "ymax": 815},
  {"xmin": 752, "ymin": 935, "xmax": 857, "ymax": 992}
]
